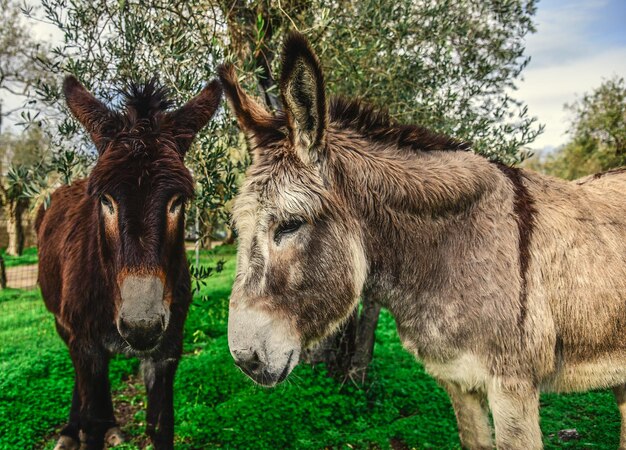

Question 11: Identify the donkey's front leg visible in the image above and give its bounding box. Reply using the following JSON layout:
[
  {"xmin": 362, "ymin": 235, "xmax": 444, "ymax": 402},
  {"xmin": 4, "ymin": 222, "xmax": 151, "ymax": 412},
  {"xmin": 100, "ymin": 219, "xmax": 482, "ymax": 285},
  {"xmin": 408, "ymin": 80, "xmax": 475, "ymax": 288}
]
[
  {"xmin": 440, "ymin": 380, "xmax": 492, "ymax": 449},
  {"xmin": 488, "ymin": 377, "xmax": 541, "ymax": 449},
  {"xmin": 54, "ymin": 384, "xmax": 81, "ymax": 450},
  {"xmin": 70, "ymin": 345, "xmax": 116, "ymax": 450},
  {"xmin": 142, "ymin": 358, "xmax": 179, "ymax": 449}
]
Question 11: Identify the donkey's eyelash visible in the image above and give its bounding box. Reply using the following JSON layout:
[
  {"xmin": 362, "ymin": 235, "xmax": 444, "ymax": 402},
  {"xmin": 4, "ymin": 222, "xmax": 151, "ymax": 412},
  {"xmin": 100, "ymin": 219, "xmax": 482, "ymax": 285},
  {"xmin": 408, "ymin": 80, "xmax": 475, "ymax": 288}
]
[
  {"xmin": 274, "ymin": 219, "xmax": 306, "ymax": 243},
  {"xmin": 169, "ymin": 196, "xmax": 184, "ymax": 213},
  {"xmin": 100, "ymin": 195, "xmax": 115, "ymax": 214}
]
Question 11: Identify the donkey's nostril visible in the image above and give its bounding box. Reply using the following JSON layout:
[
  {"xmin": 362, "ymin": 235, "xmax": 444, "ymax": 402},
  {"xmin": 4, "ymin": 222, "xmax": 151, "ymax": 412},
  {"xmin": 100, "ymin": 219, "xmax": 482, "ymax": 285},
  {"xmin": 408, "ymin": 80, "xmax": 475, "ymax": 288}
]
[
  {"xmin": 235, "ymin": 351, "xmax": 263, "ymax": 376},
  {"xmin": 247, "ymin": 352, "xmax": 261, "ymax": 371}
]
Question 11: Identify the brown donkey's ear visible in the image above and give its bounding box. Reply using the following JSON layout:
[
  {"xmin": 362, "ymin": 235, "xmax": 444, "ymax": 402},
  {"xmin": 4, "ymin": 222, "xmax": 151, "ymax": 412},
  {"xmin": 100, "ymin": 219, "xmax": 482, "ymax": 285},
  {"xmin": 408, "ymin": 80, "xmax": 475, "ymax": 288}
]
[
  {"xmin": 280, "ymin": 31, "xmax": 327, "ymax": 164},
  {"xmin": 166, "ymin": 79, "xmax": 223, "ymax": 154},
  {"xmin": 64, "ymin": 76, "xmax": 120, "ymax": 153},
  {"xmin": 217, "ymin": 63, "xmax": 281, "ymax": 156}
]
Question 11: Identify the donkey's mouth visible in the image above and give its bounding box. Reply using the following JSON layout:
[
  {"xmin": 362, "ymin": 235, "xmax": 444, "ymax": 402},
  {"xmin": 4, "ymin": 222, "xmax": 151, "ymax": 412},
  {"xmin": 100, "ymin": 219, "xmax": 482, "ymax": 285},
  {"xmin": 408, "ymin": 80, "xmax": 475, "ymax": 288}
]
[
  {"xmin": 275, "ymin": 349, "xmax": 296, "ymax": 384},
  {"xmin": 119, "ymin": 333, "xmax": 163, "ymax": 354},
  {"xmin": 237, "ymin": 349, "xmax": 298, "ymax": 387},
  {"xmin": 116, "ymin": 319, "xmax": 165, "ymax": 353}
]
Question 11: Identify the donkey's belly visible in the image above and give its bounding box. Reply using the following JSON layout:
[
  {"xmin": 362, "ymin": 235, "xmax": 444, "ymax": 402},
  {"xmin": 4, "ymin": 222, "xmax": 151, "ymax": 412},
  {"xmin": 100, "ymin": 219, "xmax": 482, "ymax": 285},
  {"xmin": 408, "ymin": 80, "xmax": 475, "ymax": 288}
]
[
  {"xmin": 541, "ymin": 352, "xmax": 626, "ymax": 393},
  {"xmin": 423, "ymin": 352, "xmax": 626, "ymax": 395}
]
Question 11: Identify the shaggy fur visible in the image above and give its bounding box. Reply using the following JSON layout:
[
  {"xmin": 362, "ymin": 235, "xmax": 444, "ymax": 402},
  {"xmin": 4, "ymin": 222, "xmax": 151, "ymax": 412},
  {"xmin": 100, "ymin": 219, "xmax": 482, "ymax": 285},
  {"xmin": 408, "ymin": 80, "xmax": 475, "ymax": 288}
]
[
  {"xmin": 223, "ymin": 31, "xmax": 626, "ymax": 449},
  {"xmin": 37, "ymin": 76, "xmax": 221, "ymax": 450}
]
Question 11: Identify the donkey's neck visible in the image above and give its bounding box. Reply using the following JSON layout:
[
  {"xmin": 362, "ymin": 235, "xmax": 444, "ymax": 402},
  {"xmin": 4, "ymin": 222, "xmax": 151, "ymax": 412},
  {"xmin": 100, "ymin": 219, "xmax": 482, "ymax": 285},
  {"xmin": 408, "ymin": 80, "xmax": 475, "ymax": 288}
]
[{"xmin": 330, "ymin": 132, "xmax": 509, "ymax": 308}]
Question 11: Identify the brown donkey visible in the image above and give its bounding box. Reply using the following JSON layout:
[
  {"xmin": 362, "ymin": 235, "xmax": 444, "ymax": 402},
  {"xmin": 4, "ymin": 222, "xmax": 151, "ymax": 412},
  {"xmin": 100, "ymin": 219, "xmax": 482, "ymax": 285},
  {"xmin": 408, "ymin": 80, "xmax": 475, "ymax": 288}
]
[
  {"xmin": 221, "ymin": 32, "xmax": 626, "ymax": 449},
  {"xmin": 37, "ymin": 76, "xmax": 221, "ymax": 450}
]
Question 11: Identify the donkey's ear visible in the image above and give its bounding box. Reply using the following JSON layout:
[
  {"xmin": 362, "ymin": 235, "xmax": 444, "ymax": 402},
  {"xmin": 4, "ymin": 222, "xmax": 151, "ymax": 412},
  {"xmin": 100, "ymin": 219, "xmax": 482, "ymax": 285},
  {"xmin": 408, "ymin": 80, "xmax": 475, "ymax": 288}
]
[
  {"xmin": 166, "ymin": 79, "xmax": 223, "ymax": 154},
  {"xmin": 280, "ymin": 32, "xmax": 327, "ymax": 163},
  {"xmin": 217, "ymin": 63, "xmax": 278, "ymax": 155},
  {"xmin": 64, "ymin": 76, "xmax": 119, "ymax": 153}
]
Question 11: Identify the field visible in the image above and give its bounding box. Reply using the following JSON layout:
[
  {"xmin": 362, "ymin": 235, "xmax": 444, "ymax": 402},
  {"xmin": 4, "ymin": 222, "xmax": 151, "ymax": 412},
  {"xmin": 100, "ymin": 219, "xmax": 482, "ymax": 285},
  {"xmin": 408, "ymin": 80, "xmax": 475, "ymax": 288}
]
[{"xmin": 0, "ymin": 245, "xmax": 621, "ymax": 449}]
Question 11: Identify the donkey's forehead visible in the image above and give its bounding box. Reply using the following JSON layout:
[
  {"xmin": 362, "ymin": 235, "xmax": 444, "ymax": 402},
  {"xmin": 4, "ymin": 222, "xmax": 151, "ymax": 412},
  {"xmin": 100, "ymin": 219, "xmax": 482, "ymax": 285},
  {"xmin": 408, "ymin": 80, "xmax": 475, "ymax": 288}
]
[
  {"xmin": 232, "ymin": 157, "xmax": 326, "ymax": 228},
  {"xmin": 89, "ymin": 144, "xmax": 193, "ymax": 197}
]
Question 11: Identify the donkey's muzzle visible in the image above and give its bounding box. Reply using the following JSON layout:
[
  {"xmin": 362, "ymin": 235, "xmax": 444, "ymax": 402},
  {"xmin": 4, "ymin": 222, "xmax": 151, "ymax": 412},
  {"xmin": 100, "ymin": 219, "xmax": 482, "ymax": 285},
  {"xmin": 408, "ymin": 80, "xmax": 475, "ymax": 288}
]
[
  {"xmin": 117, "ymin": 275, "xmax": 169, "ymax": 351},
  {"xmin": 228, "ymin": 302, "xmax": 301, "ymax": 387}
]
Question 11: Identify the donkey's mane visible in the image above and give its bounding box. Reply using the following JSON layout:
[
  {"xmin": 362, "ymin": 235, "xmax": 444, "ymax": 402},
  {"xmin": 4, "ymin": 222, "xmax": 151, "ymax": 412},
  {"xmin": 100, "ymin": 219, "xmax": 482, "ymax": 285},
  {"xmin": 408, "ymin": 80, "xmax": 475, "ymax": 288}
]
[
  {"xmin": 329, "ymin": 97, "xmax": 470, "ymax": 153},
  {"xmin": 119, "ymin": 79, "xmax": 173, "ymax": 125}
]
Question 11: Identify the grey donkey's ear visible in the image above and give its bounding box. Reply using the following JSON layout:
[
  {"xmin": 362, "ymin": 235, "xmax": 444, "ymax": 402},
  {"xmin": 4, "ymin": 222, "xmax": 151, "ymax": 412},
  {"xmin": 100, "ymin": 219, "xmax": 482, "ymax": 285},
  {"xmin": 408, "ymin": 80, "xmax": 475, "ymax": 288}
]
[
  {"xmin": 64, "ymin": 76, "xmax": 120, "ymax": 154},
  {"xmin": 280, "ymin": 31, "xmax": 327, "ymax": 164},
  {"xmin": 218, "ymin": 63, "xmax": 282, "ymax": 159}
]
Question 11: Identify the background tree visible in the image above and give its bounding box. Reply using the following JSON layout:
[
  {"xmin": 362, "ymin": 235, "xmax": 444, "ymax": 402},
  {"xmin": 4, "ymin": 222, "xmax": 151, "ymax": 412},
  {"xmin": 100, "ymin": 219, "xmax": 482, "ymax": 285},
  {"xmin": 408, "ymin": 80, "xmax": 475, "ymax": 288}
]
[
  {"xmin": 0, "ymin": 126, "xmax": 50, "ymax": 256},
  {"xmin": 525, "ymin": 76, "xmax": 626, "ymax": 180},
  {"xmin": 23, "ymin": 0, "xmax": 541, "ymax": 381},
  {"xmin": 0, "ymin": 0, "xmax": 51, "ymax": 128}
]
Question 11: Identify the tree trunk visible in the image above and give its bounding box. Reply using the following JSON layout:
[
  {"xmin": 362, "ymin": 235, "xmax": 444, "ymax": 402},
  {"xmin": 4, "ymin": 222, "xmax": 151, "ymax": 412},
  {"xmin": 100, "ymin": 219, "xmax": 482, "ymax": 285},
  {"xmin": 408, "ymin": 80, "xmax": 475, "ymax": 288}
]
[
  {"xmin": 6, "ymin": 198, "xmax": 27, "ymax": 256},
  {"xmin": 0, "ymin": 255, "xmax": 7, "ymax": 289},
  {"xmin": 303, "ymin": 294, "xmax": 381, "ymax": 384},
  {"xmin": 223, "ymin": 226, "xmax": 236, "ymax": 245},
  {"xmin": 350, "ymin": 296, "xmax": 382, "ymax": 383}
]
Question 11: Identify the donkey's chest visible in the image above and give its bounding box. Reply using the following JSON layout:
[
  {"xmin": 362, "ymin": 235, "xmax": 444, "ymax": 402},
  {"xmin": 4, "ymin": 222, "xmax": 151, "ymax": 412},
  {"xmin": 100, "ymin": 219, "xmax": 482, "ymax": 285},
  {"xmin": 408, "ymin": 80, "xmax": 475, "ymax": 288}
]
[{"xmin": 102, "ymin": 329, "xmax": 137, "ymax": 356}]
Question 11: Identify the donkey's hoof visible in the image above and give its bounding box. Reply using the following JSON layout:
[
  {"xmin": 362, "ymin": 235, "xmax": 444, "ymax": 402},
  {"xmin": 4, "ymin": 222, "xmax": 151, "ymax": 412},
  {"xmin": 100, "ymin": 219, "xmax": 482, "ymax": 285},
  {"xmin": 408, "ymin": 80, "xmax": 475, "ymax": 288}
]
[
  {"xmin": 105, "ymin": 426, "xmax": 126, "ymax": 446},
  {"xmin": 54, "ymin": 435, "xmax": 80, "ymax": 450}
]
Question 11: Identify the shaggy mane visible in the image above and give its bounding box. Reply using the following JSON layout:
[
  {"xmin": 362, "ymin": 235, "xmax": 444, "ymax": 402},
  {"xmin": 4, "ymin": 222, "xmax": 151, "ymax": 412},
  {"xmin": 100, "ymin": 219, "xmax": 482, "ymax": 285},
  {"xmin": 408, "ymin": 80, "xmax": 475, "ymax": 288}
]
[
  {"xmin": 329, "ymin": 97, "xmax": 470, "ymax": 152},
  {"xmin": 119, "ymin": 78, "xmax": 173, "ymax": 124}
]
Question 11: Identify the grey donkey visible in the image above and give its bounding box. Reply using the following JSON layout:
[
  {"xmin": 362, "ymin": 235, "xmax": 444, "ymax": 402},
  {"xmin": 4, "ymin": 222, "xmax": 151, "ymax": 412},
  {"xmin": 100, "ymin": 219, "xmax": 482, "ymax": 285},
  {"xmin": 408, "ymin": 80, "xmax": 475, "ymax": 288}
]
[{"xmin": 220, "ymin": 31, "xmax": 626, "ymax": 449}]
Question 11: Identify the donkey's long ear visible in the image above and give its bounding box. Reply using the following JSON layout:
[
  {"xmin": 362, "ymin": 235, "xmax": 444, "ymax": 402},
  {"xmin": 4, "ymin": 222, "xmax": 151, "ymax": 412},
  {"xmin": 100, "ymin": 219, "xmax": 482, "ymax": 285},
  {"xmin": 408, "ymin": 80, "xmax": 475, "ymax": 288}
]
[
  {"xmin": 166, "ymin": 79, "xmax": 223, "ymax": 154},
  {"xmin": 217, "ymin": 63, "xmax": 279, "ymax": 155},
  {"xmin": 64, "ymin": 76, "xmax": 119, "ymax": 153},
  {"xmin": 280, "ymin": 32, "xmax": 327, "ymax": 164}
]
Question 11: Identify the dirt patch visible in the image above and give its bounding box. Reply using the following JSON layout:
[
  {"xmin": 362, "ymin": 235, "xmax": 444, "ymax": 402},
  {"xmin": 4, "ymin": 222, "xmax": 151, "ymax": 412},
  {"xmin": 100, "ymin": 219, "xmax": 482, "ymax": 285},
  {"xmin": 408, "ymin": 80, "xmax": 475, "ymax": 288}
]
[
  {"xmin": 389, "ymin": 437, "xmax": 410, "ymax": 450},
  {"xmin": 114, "ymin": 373, "xmax": 151, "ymax": 448}
]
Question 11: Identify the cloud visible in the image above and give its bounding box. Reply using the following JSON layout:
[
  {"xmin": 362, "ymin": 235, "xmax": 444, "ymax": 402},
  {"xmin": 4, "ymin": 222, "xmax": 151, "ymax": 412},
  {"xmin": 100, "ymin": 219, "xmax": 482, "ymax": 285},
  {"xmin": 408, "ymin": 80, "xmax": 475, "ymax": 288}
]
[
  {"xmin": 515, "ymin": 0, "xmax": 626, "ymax": 151},
  {"xmin": 518, "ymin": 47, "xmax": 626, "ymax": 149},
  {"xmin": 525, "ymin": 0, "xmax": 611, "ymax": 68}
]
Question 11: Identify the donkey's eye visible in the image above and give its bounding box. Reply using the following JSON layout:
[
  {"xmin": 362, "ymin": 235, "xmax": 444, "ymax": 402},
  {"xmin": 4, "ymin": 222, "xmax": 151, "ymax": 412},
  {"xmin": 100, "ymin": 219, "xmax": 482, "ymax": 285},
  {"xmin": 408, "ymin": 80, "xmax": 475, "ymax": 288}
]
[
  {"xmin": 169, "ymin": 196, "xmax": 184, "ymax": 214},
  {"xmin": 100, "ymin": 195, "xmax": 115, "ymax": 214},
  {"xmin": 274, "ymin": 219, "xmax": 305, "ymax": 243}
]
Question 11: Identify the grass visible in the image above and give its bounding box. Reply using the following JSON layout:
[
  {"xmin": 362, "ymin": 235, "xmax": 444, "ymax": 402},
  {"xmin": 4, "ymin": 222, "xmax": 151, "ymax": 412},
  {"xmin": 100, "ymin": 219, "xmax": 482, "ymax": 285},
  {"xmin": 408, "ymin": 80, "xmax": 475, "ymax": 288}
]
[
  {"xmin": 1, "ymin": 246, "xmax": 38, "ymax": 267},
  {"xmin": 0, "ymin": 244, "xmax": 621, "ymax": 449}
]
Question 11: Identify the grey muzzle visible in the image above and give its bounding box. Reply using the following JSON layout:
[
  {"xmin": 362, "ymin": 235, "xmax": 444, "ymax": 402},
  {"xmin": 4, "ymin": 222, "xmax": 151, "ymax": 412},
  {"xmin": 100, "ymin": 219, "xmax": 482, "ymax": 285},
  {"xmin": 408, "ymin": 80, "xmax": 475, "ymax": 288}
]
[{"xmin": 117, "ymin": 275, "xmax": 169, "ymax": 351}]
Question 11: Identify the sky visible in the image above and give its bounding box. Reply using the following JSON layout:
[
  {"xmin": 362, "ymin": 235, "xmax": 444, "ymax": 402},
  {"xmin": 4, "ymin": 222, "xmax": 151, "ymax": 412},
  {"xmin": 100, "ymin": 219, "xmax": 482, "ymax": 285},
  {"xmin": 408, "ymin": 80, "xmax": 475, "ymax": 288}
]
[
  {"xmin": 2, "ymin": 0, "xmax": 626, "ymax": 153},
  {"xmin": 516, "ymin": 0, "xmax": 626, "ymax": 152}
]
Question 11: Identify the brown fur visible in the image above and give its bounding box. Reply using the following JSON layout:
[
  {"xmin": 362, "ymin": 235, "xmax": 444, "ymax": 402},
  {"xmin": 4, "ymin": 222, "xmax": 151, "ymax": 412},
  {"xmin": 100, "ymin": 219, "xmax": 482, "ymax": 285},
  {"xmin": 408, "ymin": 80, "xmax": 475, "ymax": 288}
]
[
  {"xmin": 224, "ymin": 32, "xmax": 626, "ymax": 449},
  {"xmin": 38, "ymin": 76, "xmax": 221, "ymax": 450}
]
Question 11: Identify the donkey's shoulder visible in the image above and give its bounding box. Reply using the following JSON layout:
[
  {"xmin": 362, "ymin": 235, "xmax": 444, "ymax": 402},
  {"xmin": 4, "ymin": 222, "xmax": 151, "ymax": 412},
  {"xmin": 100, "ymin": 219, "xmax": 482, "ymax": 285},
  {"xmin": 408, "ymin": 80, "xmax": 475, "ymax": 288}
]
[
  {"xmin": 48, "ymin": 178, "xmax": 89, "ymax": 207},
  {"xmin": 38, "ymin": 178, "xmax": 91, "ymax": 238}
]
